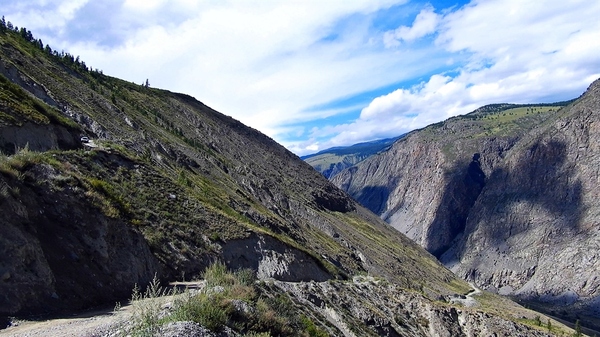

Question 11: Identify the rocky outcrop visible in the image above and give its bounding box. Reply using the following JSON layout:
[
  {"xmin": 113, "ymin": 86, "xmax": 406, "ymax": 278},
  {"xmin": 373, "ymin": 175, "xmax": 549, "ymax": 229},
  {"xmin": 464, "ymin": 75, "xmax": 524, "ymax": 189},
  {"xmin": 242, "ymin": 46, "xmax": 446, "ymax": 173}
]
[
  {"xmin": 332, "ymin": 81, "xmax": 600, "ymax": 326},
  {"xmin": 333, "ymin": 132, "xmax": 511, "ymax": 254},
  {"xmin": 444, "ymin": 81, "xmax": 600, "ymax": 321},
  {"xmin": 275, "ymin": 277, "xmax": 558, "ymax": 337},
  {"xmin": 0, "ymin": 60, "xmax": 59, "ymax": 108},
  {"xmin": 221, "ymin": 233, "xmax": 332, "ymax": 282}
]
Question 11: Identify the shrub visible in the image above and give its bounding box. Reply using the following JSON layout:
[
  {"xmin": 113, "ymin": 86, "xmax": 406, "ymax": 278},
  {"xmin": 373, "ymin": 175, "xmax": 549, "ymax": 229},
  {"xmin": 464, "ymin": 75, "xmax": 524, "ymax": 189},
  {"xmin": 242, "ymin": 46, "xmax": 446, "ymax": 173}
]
[
  {"xmin": 170, "ymin": 292, "xmax": 229, "ymax": 332},
  {"xmin": 117, "ymin": 263, "xmax": 326, "ymax": 336},
  {"xmin": 301, "ymin": 315, "xmax": 328, "ymax": 337},
  {"xmin": 126, "ymin": 275, "xmax": 171, "ymax": 337},
  {"xmin": 249, "ymin": 295, "xmax": 295, "ymax": 335},
  {"xmin": 203, "ymin": 261, "xmax": 235, "ymax": 288},
  {"xmin": 235, "ymin": 268, "xmax": 257, "ymax": 287}
]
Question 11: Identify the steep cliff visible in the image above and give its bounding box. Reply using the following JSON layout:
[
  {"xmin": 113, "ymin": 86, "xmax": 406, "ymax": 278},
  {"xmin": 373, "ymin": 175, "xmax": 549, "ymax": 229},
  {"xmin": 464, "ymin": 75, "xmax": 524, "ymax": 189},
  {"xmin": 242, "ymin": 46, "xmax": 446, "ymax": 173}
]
[
  {"xmin": 332, "ymin": 83, "xmax": 600, "ymax": 327},
  {"xmin": 0, "ymin": 161, "xmax": 159, "ymax": 315},
  {"xmin": 445, "ymin": 81, "xmax": 600, "ymax": 325}
]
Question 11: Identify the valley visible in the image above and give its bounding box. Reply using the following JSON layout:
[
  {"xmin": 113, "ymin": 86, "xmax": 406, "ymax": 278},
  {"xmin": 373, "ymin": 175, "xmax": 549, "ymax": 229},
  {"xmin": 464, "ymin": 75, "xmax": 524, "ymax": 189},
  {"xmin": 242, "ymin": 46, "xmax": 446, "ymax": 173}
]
[{"xmin": 0, "ymin": 19, "xmax": 591, "ymax": 336}]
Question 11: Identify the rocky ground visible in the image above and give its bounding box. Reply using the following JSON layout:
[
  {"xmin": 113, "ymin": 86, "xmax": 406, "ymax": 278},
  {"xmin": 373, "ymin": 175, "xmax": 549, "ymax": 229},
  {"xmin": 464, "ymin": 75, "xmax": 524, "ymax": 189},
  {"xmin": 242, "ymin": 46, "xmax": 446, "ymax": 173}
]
[{"xmin": 1, "ymin": 277, "xmax": 573, "ymax": 337}]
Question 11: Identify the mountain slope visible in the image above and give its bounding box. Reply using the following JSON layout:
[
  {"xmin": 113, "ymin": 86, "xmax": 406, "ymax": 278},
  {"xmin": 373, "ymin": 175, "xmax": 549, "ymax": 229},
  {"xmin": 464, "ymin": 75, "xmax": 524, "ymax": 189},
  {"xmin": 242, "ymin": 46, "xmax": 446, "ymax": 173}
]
[
  {"xmin": 302, "ymin": 136, "xmax": 402, "ymax": 178},
  {"xmin": 332, "ymin": 85, "xmax": 600, "ymax": 328},
  {"xmin": 0, "ymin": 24, "xmax": 572, "ymax": 335}
]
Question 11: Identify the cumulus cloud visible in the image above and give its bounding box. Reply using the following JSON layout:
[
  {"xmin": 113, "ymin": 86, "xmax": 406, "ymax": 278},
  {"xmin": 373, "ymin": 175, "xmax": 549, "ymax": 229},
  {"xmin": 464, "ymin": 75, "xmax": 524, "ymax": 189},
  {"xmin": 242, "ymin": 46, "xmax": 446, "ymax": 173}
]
[
  {"xmin": 289, "ymin": 0, "xmax": 600, "ymax": 155},
  {"xmin": 57, "ymin": 0, "xmax": 442, "ymax": 140},
  {"xmin": 4, "ymin": 0, "xmax": 600, "ymax": 156},
  {"xmin": 4, "ymin": 0, "xmax": 89, "ymax": 34},
  {"xmin": 383, "ymin": 6, "xmax": 439, "ymax": 47}
]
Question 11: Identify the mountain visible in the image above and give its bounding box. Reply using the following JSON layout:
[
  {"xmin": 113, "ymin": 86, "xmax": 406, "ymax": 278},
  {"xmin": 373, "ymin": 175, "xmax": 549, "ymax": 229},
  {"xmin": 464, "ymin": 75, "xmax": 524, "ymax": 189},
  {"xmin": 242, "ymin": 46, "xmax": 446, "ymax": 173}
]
[
  {"xmin": 302, "ymin": 136, "xmax": 403, "ymax": 178},
  {"xmin": 0, "ymin": 22, "xmax": 574, "ymax": 335},
  {"xmin": 331, "ymin": 88, "xmax": 600, "ymax": 329}
]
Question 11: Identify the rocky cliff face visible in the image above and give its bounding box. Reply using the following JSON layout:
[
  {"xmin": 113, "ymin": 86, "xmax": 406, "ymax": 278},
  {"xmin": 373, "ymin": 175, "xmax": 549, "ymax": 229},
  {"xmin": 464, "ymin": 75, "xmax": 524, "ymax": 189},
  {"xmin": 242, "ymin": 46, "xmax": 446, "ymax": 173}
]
[
  {"xmin": 333, "ymin": 116, "xmax": 521, "ymax": 256},
  {"xmin": 332, "ymin": 83, "xmax": 600, "ymax": 327},
  {"xmin": 445, "ymin": 82, "xmax": 600, "ymax": 322}
]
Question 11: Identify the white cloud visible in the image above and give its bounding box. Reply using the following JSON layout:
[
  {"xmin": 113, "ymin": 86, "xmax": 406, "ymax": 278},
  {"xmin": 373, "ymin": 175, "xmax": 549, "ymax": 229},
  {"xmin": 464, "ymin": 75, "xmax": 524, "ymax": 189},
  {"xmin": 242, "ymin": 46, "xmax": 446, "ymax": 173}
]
[
  {"xmin": 123, "ymin": 0, "xmax": 163, "ymax": 11},
  {"xmin": 5, "ymin": 0, "xmax": 89, "ymax": 33},
  {"xmin": 5, "ymin": 0, "xmax": 600, "ymax": 156},
  {"xmin": 63, "ymin": 0, "xmax": 440, "ymax": 141},
  {"xmin": 383, "ymin": 5, "xmax": 439, "ymax": 47},
  {"xmin": 293, "ymin": 0, "xmax": 600, "ymax": 155}
]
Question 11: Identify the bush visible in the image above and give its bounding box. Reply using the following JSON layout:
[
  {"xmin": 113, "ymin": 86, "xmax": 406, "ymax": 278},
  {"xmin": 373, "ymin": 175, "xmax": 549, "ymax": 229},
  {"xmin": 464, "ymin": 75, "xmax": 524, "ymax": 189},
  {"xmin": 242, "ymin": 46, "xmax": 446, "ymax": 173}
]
[
  {"xmin": 301, "ymin": 315, "xmax": 329, "ymax": 337},
  {"xmin": 203, "ymin": 261, "xmax": 235, "ymax": 287},
  {"xmin": 170, "ymin": 292, "xmax": 229, "ymax": 332},
  {"xmin": 126, "ymin": 275, "xmax": 171, "ymax": 337},
  {"xmin": 247, "ymin": 295, "xmax": 297, "ymax": 336},
  {"xmin": 235, "ymin": 268, "xmax": 257, "ymax": 286}
]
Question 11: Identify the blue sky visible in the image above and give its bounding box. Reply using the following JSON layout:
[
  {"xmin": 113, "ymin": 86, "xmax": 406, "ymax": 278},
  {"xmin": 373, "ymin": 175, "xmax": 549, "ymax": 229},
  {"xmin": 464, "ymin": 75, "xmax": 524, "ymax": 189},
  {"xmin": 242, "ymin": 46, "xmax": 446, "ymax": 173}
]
[{"xmin": 4, "ymin": 0, "xmax": 600, "ymax": 155}]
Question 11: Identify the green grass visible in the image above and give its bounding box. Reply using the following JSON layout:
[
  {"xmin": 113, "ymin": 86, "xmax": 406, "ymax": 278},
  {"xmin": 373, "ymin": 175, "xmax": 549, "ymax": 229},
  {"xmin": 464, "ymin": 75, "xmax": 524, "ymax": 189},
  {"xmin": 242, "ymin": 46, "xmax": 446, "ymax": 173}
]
[
  {"xmin": 0, "ymin": 145, "xmax": 59, "ymax": 177},
  {"xmin": 416, "ymin": 104, "xmax": 563, "ymax": 163},
  {"xmin": 304, "ymin": 153, "xmax": 346, "ymax": 168},
  {"xmin": 0, "ymin": 73, "xmax": 50, "ymax": 125},
  {"xmin": 0, "ymin": 73, "xmax": 79, "ymax": 129},
  {"xmin": 473, "ymin": 106, "xmax": 556, "ymax": 138},
  {"xmin": 446, "ymin": 279, "xmax": 473, "ymax": 295}
]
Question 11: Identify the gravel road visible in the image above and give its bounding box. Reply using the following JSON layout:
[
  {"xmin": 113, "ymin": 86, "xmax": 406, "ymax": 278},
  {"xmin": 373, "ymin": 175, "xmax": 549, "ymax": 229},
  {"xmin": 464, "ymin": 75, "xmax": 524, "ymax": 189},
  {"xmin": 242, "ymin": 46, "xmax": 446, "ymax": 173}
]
[
  {"xmin": 0, "ymin": 305, "xmax": 129, "ymax": 337},
  {"xmin": 0, "ymin": 282, "xmax": 206, "ymax": 337}
]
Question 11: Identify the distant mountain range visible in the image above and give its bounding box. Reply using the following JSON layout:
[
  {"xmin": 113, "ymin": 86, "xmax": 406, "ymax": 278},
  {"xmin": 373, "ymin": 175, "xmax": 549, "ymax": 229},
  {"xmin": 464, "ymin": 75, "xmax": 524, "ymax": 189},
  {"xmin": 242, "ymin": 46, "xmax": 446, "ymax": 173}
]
[{"xmin": 301, "ymin": 136, "xmax": 403, "ymax": 178}]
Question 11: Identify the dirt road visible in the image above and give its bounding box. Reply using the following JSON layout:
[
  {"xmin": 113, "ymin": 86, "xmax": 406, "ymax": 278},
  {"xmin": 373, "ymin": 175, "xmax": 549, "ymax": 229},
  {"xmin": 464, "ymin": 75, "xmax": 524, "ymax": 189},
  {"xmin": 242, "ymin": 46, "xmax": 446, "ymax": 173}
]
[{"xmin": 0, "ymin": 305, "xmax": 129, "ymax": 337}]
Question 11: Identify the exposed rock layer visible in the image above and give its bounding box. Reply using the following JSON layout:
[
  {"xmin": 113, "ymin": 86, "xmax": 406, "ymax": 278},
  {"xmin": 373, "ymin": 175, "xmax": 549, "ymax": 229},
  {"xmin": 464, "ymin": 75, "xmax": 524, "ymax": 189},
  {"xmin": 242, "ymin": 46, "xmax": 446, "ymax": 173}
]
[{"xmin": 0, "ymin": 164, "xmax": 159, "ymax": 315}]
